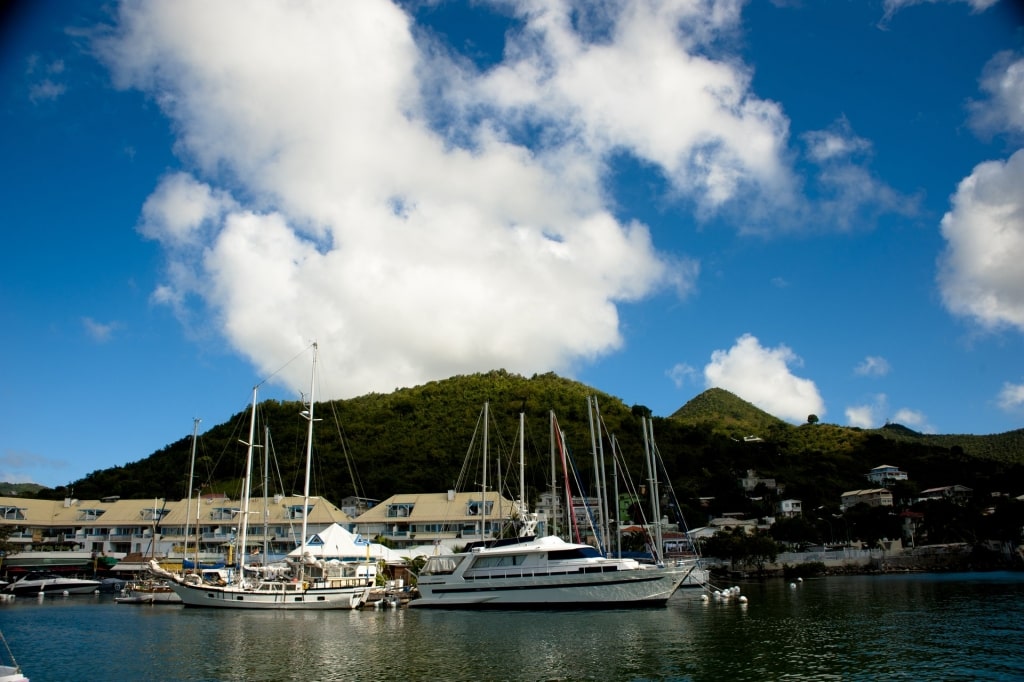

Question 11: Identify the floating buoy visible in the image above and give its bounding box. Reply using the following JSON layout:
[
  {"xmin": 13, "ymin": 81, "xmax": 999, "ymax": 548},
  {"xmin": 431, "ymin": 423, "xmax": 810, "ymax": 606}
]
[
  {"xmin": 797, "ymin": 577, "xmax": 803, "ymax": 583},
  {"xmin": 63, "ymin": 590, "xmax": 71, "ymax": 596},
  {"xmin": 739, "ymin": 595, "xmax": 748, "ymax": 604},
  {"xmin": 701, "ymin": 593, "xmax": 709, "ymax": 602},
  {"xmin": 790, "ymin": 582, "xmax": 797, "ymax": 589}
]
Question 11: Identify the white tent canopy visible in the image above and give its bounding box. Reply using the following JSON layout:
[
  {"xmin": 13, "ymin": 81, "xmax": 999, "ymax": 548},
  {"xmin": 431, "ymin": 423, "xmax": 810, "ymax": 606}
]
[{"xmin": 289, "ymin": 523, "xmax": 402, "ymax": 563}]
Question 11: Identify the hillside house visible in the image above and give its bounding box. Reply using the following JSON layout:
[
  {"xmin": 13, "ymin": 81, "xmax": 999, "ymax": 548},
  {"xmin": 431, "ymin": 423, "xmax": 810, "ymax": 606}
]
[
  {"xmin": 866, "ymin": 464, "xmax": 908, "ymax": 485},
  {"xmin": 739, "ymin": 469, "xmax": 777, "ymax": 493},
  {"xmin": 840, "ymin": 488, "xmax": 894, "ymax": 511},
  {"xmin": 777, "ymin": 499, "xmax": 803, "ymax": 518},
  {"xmin": 918, "ymin": 485, "xmax": 973, "ymax": 504}
]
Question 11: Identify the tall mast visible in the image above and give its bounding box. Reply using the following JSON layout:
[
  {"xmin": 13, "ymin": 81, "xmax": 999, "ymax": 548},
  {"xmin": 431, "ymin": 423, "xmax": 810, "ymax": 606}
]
[
  {"xmin": 519, "ymin": 412, "xmax": 525, "ymax": 533},
  {"xmin": 642, "ymin": 417, "xmax": 663, "ymax": 564},
  {"xmin": 184, "ymin": 417, "xmax": 200, "ymax": 563},
  {"xmin": 549, "ymin": 410, "xmax": 558, "ymax": 538},
  {"xmin": 299, "ymin": 342, "xmax": 319, "ymax": 575},
  {"xmin": 587, "ymin": 396, "xmax": 604, "ymax": 554},
  {"xmin": 482, "ymin": 401, "xmax": 488, "ymax": 543},
  {"xmin": 263, "ymin": 424, "xmax": 271, "ymax": 563},
  {"xmin": 238, "ymin": 385, "xmax": 258, "ymax": 575}
]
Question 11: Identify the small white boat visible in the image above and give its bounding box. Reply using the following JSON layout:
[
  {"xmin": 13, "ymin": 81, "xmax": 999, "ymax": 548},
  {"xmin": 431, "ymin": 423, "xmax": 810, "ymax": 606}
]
[
  {"xmin": 3, "ymin": 572, "xmax": 101, "ymax": 596},
  {"xmin": 411, "ymin": 535, "xmax": 690, "ymax": 609}
]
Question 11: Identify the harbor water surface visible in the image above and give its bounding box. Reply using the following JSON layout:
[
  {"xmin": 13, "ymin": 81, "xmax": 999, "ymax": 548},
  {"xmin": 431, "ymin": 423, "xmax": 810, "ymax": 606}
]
[{"xmin": 2, "ymin": 571, "xmax": 1022, "ymax": 681}]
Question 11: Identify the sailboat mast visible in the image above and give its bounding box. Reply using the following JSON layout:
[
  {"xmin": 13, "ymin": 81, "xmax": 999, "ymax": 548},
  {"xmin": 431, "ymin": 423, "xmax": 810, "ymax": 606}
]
[
  {"xmin": 549, "ymin": 410, "xmax": 558, "ymax": 538},
  {"xmin": 238, "ymin": 386, "xmax": 258, "ymax": 575},
  {"xmin": 300, "ymin": 343, "xmax": 318, "ymax": 573},
  {"xmin": 642, "ymin": 417, "xmax": 663, "ymax": 564},
  {"xmin": 184, "ymin": 417, "xmax": 200, "ymax": 564},
  {"xmin": 519, "ymin": 412, "xmax": 525, "ymax": 533},
  {"xmin": 263, "ymin": 424, "xmax": 271, "ymax": 563},
  {"xmin": 586, "ymin": 396, "xmax": 604, "ymax": 554},
  {"xmin": 481, "ymin": 401, "xmax": 488, "ymax": 543}
]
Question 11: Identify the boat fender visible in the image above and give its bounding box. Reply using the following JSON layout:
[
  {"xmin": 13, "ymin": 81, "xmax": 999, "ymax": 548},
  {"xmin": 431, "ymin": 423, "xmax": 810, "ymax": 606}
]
[{"xmin": 302, "ymin": 582, "xmax": 309, "ymax": 591}]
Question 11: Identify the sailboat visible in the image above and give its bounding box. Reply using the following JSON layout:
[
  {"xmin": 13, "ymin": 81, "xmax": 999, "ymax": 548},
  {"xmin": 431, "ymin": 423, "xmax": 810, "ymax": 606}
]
[
  {"xmin": 155, "ymin": 343, "xmax": 372, "ymax": 609},
  {"xmin": 412, "ymin": 406, "xmax": 689, "ymax": 609}
]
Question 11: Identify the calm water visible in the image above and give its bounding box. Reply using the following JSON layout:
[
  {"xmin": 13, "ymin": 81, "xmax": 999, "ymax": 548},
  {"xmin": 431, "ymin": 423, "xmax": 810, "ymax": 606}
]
[{"xmin": 1, "ymin": 572, "xmax": 1022, "ymax": 681}]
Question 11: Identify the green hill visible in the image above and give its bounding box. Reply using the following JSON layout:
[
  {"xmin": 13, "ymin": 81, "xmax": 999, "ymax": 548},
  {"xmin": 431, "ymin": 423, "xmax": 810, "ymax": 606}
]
[{"xmin": 17, "ymin": 373, "xmax": 1024, "ymax": 525}]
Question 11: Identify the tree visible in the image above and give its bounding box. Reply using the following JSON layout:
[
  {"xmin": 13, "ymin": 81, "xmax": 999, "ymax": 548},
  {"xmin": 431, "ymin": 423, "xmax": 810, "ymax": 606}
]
[{"xmin": 807, "ymin": 414, "xmax": 819, "ymax": 425}]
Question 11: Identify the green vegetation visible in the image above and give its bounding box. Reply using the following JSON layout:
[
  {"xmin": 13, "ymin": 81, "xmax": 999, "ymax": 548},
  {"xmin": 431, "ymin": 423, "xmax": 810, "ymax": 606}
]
[{"xmin": 12, "ymin": 374, "xmax": 1024, "ymax": 545}]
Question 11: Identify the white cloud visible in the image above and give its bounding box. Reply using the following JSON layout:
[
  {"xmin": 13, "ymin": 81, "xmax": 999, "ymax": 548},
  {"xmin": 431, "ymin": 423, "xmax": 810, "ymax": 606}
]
[
  {"xmin": 893, "ymin": 408, "xmax": 934, "ymax": 433},
  {"xmin": 97, "ymin": 0, "xmax": 705, "ymax": 397},
  {"xmin": 968, "ymin": 51, "xmax": 1024, "ymax": 139},
  {"xmin": 28, "ymin": 79, "xmax": 66, "ymax": 103},
  {"xmin": 880, "ymin": 0, "xmax": 998, "ymax": 25},
  {"xmin": 855, "ymin": 356, "xmax": 891, "ymax": 377},
  {"xmin": 138, "ymin": 172, "xmax": 234, "ymax": 247},
  {"xmin": 91, "ymin": 1, "xmax": 909, "ymax": 398},
  {"xmin": 800, "ymin": 118, "xmax": 919, "ymax": 232},
  {"xmin": 937, "ymin": 149, "xmax": 1024, "ymax": 331},
  {"xmin": 82, "ymin": 317, "xmax": 118, "ymax": 342},
  {"xmin": 703, "ymin": 333, "xmax": 824, "ymax": 423},
  {"xmin": 667, "ymin": 363, "xmax": 697, "ymax": 389},
  {"xmin": 844, "ymin": 394, "xmax": 933, "ymax": 432},
  {"xmin": 997, "ymin": 381, "xmax": 1024, "ymax": 411}
]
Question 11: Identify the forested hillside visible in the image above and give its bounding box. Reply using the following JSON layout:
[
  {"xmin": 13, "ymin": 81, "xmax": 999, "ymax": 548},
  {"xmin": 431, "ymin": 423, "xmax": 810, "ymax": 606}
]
[{"xmin": 26, "ymin": 372, "xmax": 1024, "ymax": 527}]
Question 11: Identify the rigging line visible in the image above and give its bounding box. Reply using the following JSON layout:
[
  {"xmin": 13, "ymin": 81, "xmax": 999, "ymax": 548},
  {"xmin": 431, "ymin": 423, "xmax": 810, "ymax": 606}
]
[{"xmin": 256, "ymin": 341, "xmax": 317, "ymax": 390}]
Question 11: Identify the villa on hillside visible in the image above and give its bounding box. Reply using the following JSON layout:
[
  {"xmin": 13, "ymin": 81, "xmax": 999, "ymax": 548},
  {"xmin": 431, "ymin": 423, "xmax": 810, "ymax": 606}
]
[
  {"xmin": 777, "ymin": 499, "xmax": 803, "ymax": 518},
  {"xmin": 918, "ymin": 485, "xmax": 973, "ymax": 504},
  {"xmin": 840, "ymin": 488, "xmax": 894, "ymax": 511},
  {"xmin": 866, "ymin": 464, "xmax": 909, "ymax": 485}
]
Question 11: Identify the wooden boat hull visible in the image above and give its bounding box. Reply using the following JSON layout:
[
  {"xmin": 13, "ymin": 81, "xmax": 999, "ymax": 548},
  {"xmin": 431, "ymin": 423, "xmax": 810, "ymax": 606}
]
[{"xmin": 166, "ymin": 580, "xmax": 371, "ymax": 610}]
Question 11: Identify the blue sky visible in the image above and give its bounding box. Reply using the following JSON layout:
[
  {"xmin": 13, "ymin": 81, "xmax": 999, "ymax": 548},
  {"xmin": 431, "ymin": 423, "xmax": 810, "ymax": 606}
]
[{"xmin": 2, "ymin": 0, "xmax": 1023, "ymax": 489}]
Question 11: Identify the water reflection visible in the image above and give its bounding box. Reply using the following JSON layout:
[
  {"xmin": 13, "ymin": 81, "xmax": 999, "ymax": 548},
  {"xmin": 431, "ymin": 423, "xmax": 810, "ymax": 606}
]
[{"xmin": 1, "ymin": 573, "xmax": 1021, "ymax": 681}]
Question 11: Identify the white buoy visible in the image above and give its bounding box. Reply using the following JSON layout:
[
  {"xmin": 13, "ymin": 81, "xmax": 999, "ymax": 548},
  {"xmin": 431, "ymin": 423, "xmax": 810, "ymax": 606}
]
[
  {"xmin": 739, "ymin": 595, "xmax": 748, "ymax": 604},
  {"xmin": 790, "ymin": 582, "xmax": 797, "ymax": 589},
  {"xmin": 63, "ymin": 590, "xmax": 71, "ymax": 596},
  {"xmin": 797, "ymin": 577, "xmax": 803, "ymax": 583},
  {"xmin": 701, "ymin": 593, "xmax": 709, "ymax": 602}
]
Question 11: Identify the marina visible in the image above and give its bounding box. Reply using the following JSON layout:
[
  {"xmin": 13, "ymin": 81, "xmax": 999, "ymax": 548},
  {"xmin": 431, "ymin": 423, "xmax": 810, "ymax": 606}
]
[{"xmin": 0, "ymin": 572, "xmax": 1021, "ymax": 681}]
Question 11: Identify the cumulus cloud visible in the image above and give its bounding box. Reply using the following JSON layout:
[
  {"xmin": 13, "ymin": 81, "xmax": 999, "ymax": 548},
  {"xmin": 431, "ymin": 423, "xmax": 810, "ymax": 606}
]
[
  {"xmin": 937, "ymin": 149, "xmax": 1024, "ymax": 331},
  {"xmin": 968, "ymin": 51, "xmax": 1024, "ymax": 139},
  {"xmin": 703, "ymin": 333, "xmax": 824, "ymax": 423},
  {"xmin": 800, "ymin": 118, "xmax": 919, "ymax": 232},
  {"xmin": 89, "ymin": 0, "xmax": 811, "ymax": 397},
  {"xmin": 82, "ymin": 317, "xmax": 118, "ymax": 342},
  {"xmin": 667, "ymin": 363, "xmax": 697, "ymax": 389},
  {"xmin": 997, "ymin": 381, "xmax": 1024, "ymax": 412},
  {"xmin": 845, "ymin": 394, "xmax": 934, "ymax": 432},
  {"xmin": 855, "ymin": 356, "xmax": 891, "ymax": 377},
  {"xmin": 91, "ymin": 1, "xmax": 908, "ymax": 397},
  {"xmin": 893, "ymin": 408, "xmax": 934, "ymax": 433},
  {"xmin": 880, "ymin": 0, "xmax": 998, "ymax": 25}
]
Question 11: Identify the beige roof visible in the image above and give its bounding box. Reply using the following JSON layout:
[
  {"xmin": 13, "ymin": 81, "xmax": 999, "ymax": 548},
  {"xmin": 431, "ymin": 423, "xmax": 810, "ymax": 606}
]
[
  {"xmin": 353, "ymin": 491, "xmax": 517, "ymax": 524},
  {"xmin": 0, "ymin": 495, "xmax": 350, "ymax": 528},
  {"xmin": 841, "ymin": 488, "xmax": 891, "ymax": 497}
]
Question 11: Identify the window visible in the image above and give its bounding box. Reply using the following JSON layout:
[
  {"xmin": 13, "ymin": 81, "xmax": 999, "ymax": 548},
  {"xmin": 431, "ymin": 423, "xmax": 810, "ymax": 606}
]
[
  {"xmin": 140, "ymin": 508, "xmax": 169, "ymax": 522},
  {"xmin": 77, "ymin": 508, "xmax": 106, "ymax": 521},
  {"xmin": 386, "ymin": 503, "xmax": 414, "ymax": 518},
  {"xmin": 210, "ymin": 507, "xmax": 240, "ymax": 521},
  {"xmin": 466, "ymin": 501, "xmax": 493, "ymax": 516},
  {"xmin": 287, "ymin": 504, "xmax": 314, "ymax": 519},
  {"xmin": 0, "ymin": 506, "xmax": 25, "ymax": 520}
]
